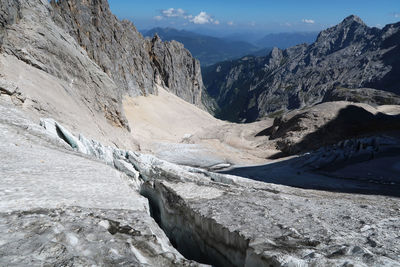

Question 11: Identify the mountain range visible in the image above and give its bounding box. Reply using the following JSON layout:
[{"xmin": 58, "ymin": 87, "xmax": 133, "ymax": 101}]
[
  {"xmin": 203, "ymin": 15, "xmax": 400, "ymax": 122},
  {"xmin": 142, "ymin": 28, "xmax": 320, "ymax": 66},
  {"xmin": 142, "ymin": 27, "xmax": 261, "ymax": 66},
  {"xmin": 255, "ymin": 32, "xmax": 318, "ymax": 49}
]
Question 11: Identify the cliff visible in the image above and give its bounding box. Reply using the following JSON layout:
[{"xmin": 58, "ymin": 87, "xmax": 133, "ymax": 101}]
[{"xmin": 0, "ymin": 0, "xmax": 207, "ymax": 134}]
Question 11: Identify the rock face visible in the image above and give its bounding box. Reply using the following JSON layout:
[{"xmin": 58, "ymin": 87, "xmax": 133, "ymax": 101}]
[
  {"xmin": 149, "ymin": 35, "xmax": 204, "ymax": 105},
  {"xmin": 203, "ymin": 15, "xmax": 400, "ymax": 122},
  {"xmin": 0, "ymin": 0, "xmax": 208, "ymax": 133},
  {"xmin": 50, "ymin": 0, "xmax": 206, "ymax": 108}
]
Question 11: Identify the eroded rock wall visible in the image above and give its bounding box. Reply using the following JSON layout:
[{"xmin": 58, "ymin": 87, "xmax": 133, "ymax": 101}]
[
  {"xmin": 0, "ymin": 0, "xmax": 208, "ymax": 135},
  {"xmin": 50, "ymin": 0, "xmax": 206, "ymax": 108}
]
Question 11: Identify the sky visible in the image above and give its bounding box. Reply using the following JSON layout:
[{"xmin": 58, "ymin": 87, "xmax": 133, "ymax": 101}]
[{"xmin": 109, "ymin": 0, "xmax": 400, "ymax": 35}]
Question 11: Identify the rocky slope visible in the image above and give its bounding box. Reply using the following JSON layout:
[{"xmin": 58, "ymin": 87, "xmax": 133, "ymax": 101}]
[
  {"xmin": 0, "ymin": 0, "xmax": 263, "ymax": 166},
  {"xmin": 203, "ymin": 15, "xmax": 400, "ymax": 122},
  {"xmin": 0, "ymin": 0, "xmax": 208, "ymax": 137}
]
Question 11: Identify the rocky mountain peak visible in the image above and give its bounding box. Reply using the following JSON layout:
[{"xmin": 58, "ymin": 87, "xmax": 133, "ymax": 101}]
[
  {"xmin": 341, "ymin": 14, "xmax": 366, "ymax": 26},
  {"xmin": 203, "ymin": 15, "xmax": 400, "ymax": 122},
  {"xmin": 314, "ymin": 14, "xmax": 373, "ymax": 55},
  {"xmin": 317, "ymin": 15, "xmax": 368, "ymax": 40}
]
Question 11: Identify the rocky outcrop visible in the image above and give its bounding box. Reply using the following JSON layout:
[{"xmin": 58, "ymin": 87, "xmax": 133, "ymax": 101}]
[
  {"xmin": 203, "ymin": 15, "xmax": 400, "ymax": 122},
  {"xmin": 149, "ymin": 34, "xmax": 204, "ymax": 105},
  {"xmin": 257, "ymin": 101, "xmax": 400, "ymax": 155},
  {"xmin": 0, "ymin": 78, "xmax": 25, "ymax": 104}
]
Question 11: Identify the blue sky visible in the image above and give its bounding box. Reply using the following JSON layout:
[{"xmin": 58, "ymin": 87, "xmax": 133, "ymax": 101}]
[{"xmin": 109, "ymin": 0, "xmax": 400, "ymax": 34}]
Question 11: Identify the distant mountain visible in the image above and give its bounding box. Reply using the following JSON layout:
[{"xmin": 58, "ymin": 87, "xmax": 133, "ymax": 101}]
[
  {"xmin": 255, "ymin": 32, "xmax": 319, "ymax": 49},
  {"xmin": 142, "ymin": 27, "xmax": 260, "ymax": 66},
  {"xmin": 248, "ymin": 47, "xmax": 273, "ymax": 57},
  {"xmin": 223, "ymin": 32, "xmax": 261, "ymax": 43},
  {"xmin": 203, "ymin": 15, "xmax": 400, "ymax": 122}
]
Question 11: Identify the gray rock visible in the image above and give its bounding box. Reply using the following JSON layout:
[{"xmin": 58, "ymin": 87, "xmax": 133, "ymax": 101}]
[
  {"xmin": 50, "ymin": 0, "xmax": 207, "ymax": 110},
  {"xmin": 132, "ymin": 149, "xmax": 400, "ymax": 267},
  {"xmin": 203, "ymin": 15, "xmax": 400, "ymax": 122},
  {"xmin": 0, "ymin": 78, "xmax": 25, "ymax": 104},
  {"xmin": 0, "ymin": 0, "xmax": 211, "ymax": 134},
  {"xmin": 257, "ymin": 101, "xmax": 400, "ymax": 155},
  {"xmin": 323, "ymin": 87, "xmax": 400, "ymax": 106},
  {"xmin": 149, "ymin": 34, "xmax": 205, "ymax": 107}
]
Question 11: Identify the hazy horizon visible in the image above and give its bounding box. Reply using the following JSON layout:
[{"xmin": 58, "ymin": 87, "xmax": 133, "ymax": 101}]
[{"xmin": 109, "ymin": 0, "xmax": 400, "ymax": 36}]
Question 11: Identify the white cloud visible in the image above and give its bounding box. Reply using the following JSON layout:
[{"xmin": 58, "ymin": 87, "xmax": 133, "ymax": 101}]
[
  {"xmin": 394, "ymin": 13, "xmax": 400, "ymax": 18},
  {"xmin": 159, "ymin": 8, "xmax": 222, "ymax": 26},
  {"xmin": 302, "ymin": 19, "xmax": 315, "ymax": 24},
  {"xmin": 161, "ymin": 8, "xmax": 186, "ymax": 18},
  {"xmin": 227, "ymin": 21, "xmax": 234, "ymax": 26},
  {"xmin": 191, "ymin": 11, "xmax": 212, "ymax": 24}
]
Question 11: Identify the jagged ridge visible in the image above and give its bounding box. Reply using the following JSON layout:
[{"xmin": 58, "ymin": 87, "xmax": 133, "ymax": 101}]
[{"xmin": 203, "ymin": 15, "xmax": 400, "ymax": 122}]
